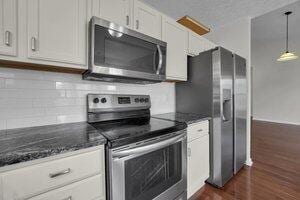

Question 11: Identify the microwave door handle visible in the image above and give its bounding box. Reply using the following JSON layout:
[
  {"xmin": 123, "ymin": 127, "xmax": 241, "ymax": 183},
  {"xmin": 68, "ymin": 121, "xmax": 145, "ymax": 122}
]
[
  {"xmin": 112, "ymin": 133, "xmax": 186, "ymax": 158},
  {"xmin": 156, "ymin": 45, "xmax": 163, "ymax": 74}
]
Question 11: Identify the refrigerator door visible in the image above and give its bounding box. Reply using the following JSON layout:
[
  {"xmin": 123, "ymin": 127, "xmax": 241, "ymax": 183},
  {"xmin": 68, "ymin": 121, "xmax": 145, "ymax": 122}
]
[
  {"xmin": 233, "ymin": 54, "xmax": 247, "ymax": 174},
  {"xmin": 208, "ymin": 47, "xmax": 234, "ymax": 187}
]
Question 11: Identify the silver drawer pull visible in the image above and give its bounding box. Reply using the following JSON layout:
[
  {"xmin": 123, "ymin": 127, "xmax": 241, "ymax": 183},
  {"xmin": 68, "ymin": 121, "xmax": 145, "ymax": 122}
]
[
  {"xmin": 197, "ymin": 129, "xmax": 203, "ymax": 132},
  {"xmin": 136, "ymin": 20, "xmax": 139, "ymax": 29},
  {"xmin": 5, "ymin": 31, "xmax": 11, "ymax": 46},
  {"xmin": 62, "ymin": 196, "xmax": 72, "ymax": 200},
  {"xmin": 49, "ymin": 168, "xmax": 71, "ymax": 178},
  {"xmin": 126, "ymin": 15, "xmax": 129, "ymax": 26},
  {"xmin": 31, "ymin": 37, "xmax": 37, "ymax": 51}
]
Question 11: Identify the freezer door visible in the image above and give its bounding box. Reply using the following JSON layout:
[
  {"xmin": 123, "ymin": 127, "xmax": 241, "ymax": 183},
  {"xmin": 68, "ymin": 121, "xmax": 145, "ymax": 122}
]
[{"xmin": 233, "ymin": 54, "xmax": 247, "ymax": 174}]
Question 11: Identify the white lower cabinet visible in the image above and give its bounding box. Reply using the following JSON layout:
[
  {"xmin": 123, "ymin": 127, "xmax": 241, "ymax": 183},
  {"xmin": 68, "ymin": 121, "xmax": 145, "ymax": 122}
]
[
  {"xmin": 0, "ymin": 146, "xmax": 105, "ymax": 200},
  {"xmin": 187, "ymin": 121, "xmax": 210, "ymax": 198},
  {"xmin": 28, "ymin": 175, "xmax": 103, "ymax": 200}
]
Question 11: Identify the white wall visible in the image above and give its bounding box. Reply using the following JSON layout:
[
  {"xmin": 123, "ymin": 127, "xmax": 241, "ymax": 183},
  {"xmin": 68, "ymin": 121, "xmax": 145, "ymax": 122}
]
[
  {"xmin": 252, "ymin": 40, "xmax": 300, "ymax": 125},
  {"xmin": 0, "ymin": 67, "xmax": 175, "ymax": 130},
  {"xmin": 205, "ymin": 17, "xmax": 253, "ymax": 166},
  {"xmin": 251, "ymin": 1, "xmax": 300, "ymax": 125}
]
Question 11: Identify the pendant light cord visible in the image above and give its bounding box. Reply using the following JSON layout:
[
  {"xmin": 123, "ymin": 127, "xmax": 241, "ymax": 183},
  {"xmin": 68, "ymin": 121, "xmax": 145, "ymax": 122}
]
[{"xmin": 286, "ymin": 13, "xmax": 289, "ymax": 53}]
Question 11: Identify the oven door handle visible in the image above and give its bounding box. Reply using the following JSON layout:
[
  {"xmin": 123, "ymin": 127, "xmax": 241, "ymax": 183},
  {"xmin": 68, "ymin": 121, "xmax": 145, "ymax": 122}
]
[{"xmin": 112, "ymin": 133, "xmax": 186, "ymax": 158}]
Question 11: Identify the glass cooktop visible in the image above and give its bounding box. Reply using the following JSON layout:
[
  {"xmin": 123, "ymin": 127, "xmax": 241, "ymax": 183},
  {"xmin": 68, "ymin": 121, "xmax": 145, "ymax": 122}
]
[{"xmin": 89, "ymin": 117, "xmax": 186, "ymax": 147}]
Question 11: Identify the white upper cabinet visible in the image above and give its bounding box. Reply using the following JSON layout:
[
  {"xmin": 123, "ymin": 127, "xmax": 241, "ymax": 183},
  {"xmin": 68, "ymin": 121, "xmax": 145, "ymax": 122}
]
[
  {"xmin": 0, "ymin": 0, "xmax": 17, "ymax": 56},
  {"xmin": 90, "ymin": 0, "xmax": 132, "ymax": 28},
  {"xmin": 27, "ymin": 0, "xmax": 87, "ymax": 66},
  {"xmin": 188, "ymin": 31, "xmax": 216, "ymax": 56},
  {"xmin": 162, "ymin": 15, "xmax": 188, "ymax": 81},
  {"xmin": 133, "ymin": 0, "xmax": 161, "ymax": 39}
]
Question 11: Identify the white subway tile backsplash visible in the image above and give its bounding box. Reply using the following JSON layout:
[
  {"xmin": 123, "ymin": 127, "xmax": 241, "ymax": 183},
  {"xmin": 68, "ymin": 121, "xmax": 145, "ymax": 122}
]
[
  {"xmin": 6, "ymin": 116, "xmax": 57, "ymax": 129},
  {"xmin": 66, "ymin": 90, "xmax": 94, "ymax": 98},
  {"xmin": 0, "ymin": 67, "xmax": 175, "ymax": 130},
  {"xmin": 0, "ymin": 78, "xmax": 4, "ymax": 88},
  {"xmin": 17, "ymin": 89, "xmax": 66, "ymax": 99},
  {"xmin": 57, "ymin": 114, "xmax": 86, "ymax": 124},
  {"xmin": 0, "ymin": 67, "xmax": 45, "ymax": 80},
  {"xmin": 0, "ymin": 108, "xmax": 45, "ymax": 119},
  {"xmin": 42, "ymin": 71, "xmax": 80, "ymax": 82},
  {"xmin": 0, "ymin": 89, "xmax": 19, "ymax": 98},
  {"xmin": 0, "ymin": 120, "xmax": 6, "ymax": 130},
  {"xmin": 45, "ymin": 106, "xmax": 85, "ymax": 116},
  {"xmin": 33, "ymin": 98, "xmax": 77, "ymax": 107},
  {"xmin": 0, "ymin": 99, "xmax": 33, "ymax": 108},
  {"xmin": 5, "ymin": 79, "xmax": 55, "ymax": 89}
]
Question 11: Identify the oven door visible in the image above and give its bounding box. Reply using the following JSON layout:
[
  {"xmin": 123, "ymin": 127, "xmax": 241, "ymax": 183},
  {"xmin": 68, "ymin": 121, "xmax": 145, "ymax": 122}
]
[
  {"xmin": 109, "ymin": 131, "xmax": 187, "ymax": 200},
  {"xmin": 89, "ymin": 17, "xmax": 166, "ymax": 82}
]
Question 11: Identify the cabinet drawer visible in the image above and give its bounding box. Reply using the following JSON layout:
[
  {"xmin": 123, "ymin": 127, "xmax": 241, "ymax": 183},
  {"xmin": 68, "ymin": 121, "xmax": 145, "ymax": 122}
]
[
  {"xmin": 2, "ymin": 148, "xmax": 104, "ymax": 200},
  {"xmin": 187, "ymin": 120, "xmax": 209, "ymax": 142},
  {"xmin": 28, "ymin": 175, "xmax": 104, "ymax": 200}
]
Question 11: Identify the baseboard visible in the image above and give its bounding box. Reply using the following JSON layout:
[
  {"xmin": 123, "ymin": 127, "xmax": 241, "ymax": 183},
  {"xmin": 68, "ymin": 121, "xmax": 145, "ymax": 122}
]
[
  {"xmin": 252, "ymin": 118, "xmax": 300, "ymax": 126},
  {"xmin": 245, "ymin": 158, "xmax": 253, "ymax": 166}
]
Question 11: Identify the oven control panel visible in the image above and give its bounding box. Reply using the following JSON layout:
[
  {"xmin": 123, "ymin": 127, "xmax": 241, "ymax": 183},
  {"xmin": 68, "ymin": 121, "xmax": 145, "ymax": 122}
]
[{"xmin": 87, "ymin": 94, "xmax": 151, "ymax": 112}]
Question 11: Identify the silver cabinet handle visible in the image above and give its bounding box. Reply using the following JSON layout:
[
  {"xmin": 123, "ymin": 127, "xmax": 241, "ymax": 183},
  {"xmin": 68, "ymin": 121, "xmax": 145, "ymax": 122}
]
[
  {"xmin": 197, "ymin": 129, "xmax": 203, "ymax": 132},
  {"xmin": 62, "ymin": 196, "xmax": 72, "ymax": 200},
  {"xmin": 31, "ymin": 37, "xmax": 37, "ymax": 51},
  {"xmin": 187, "ymin": 147, "xmax": 191, "ymax": 157},
  {"xmin": 136, "ymin": 20, "xmax": 139, "ymax": 29},
  {"xmin": 49, "ymin": 168, "xmax": 71, "ymax": 178},
  {"xmin": 156, "ymin": 45, "xmax": 163, "ymax": 74},
  {"xmin": 126, "ymin": 15, "xmax": 129, "ymax": 26},
  {"xmin": 5, "ymin": 31, "xmax": 11, "ymax": 46}
]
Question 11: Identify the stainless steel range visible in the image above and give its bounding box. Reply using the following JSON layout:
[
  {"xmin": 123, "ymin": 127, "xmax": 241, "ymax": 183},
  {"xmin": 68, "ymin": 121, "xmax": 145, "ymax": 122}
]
[{"xmin": 87, "ymin": 94, "xmax": 187, "ymax": 200}]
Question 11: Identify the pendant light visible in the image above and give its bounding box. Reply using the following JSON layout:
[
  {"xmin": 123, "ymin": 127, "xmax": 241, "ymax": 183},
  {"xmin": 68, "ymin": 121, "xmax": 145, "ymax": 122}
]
[{"xmin": 277, "ymin": 11, "xmax": 298, "ymax": 62}]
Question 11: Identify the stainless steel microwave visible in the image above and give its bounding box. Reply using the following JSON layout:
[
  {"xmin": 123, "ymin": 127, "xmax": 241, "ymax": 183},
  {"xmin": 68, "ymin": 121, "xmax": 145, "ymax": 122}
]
[{"xmin": 83, "ymin": 17, "xmax": 167, "ymax": 83}]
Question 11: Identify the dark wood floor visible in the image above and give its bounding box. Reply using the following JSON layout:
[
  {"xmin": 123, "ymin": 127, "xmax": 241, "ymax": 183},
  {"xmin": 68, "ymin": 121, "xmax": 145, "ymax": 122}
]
[{"xmin": 190, "ymin": 120, "xmax": 300, "ymax": 200}]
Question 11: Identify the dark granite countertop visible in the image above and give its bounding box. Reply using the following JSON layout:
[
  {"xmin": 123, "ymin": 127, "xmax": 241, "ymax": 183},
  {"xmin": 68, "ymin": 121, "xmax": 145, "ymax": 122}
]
[
  {"xmin": 153, "ymin": 112, "xmax": 211, "ymax": 125},
  {"xmin": 0, "ymin": 122, "xmax": 106, "ymax": 168}
]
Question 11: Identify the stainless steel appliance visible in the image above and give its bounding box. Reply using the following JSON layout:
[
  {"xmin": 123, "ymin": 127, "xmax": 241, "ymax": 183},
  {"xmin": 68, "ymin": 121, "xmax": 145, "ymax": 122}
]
[
  {"xmin": 176, "ymin": 47, "xmax": 247, "ymax": 187},
  {"xmin": 87, "ymin": 94, "xmax": 187, "ymax": 200},
  {"xmin": 233, "ymin": 54, "xmax": 247, "ymax": 174},
  {"xmin": 83, "ymin": 17, "xmax": 167, "ymax": 83}
]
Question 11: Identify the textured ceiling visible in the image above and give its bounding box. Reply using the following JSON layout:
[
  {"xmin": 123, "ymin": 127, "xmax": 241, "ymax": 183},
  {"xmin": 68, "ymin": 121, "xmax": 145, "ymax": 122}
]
[
  {"xmin": 141, "ymin": 0, "xmax": 299, "ymax": 29},
  {"xmin": 252, "ymin": 1, "xmax": 300, "ymax": 41}
]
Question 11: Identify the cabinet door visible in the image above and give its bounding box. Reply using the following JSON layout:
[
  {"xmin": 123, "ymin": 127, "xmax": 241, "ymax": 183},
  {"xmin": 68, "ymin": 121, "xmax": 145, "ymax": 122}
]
[
  {"xmin": 162, "ymin": 15, "xmax": 188, "ymax": 81},
  {"xmin": 28, "ymin": 175, "xmax": 104, "ymax": 200},
  {"xmin": 0, "ymin": 0, "xmax": 17, "ymax": 56},
  {"xmin": 98, "ymin": 0, "xmax": 131, "ymax": 28},
  {"xmin": 187, "ymin": 134, "xmax": 210, "ymax": 198},
  {"xmin": 27, "ymin": 0, "xmax": 86, "ymax": 66},
  {"xmin": 133, "ymin": 0, "xmax": 161, "ymax": 39}
]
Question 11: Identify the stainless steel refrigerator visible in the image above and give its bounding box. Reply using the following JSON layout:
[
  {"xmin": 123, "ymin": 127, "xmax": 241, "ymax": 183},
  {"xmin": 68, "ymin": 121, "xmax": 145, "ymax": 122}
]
[{"xmin": 176, "ymin": 47, "xmax": 247, "ymax": 188}]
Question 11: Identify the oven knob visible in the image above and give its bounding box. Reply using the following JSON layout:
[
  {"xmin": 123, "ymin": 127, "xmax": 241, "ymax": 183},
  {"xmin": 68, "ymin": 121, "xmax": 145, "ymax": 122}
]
[
  {"xmin": 135, "ymin": 98, "xmax": 139, "ymax": 103},
  {"xmin": 93, "ymin": 98, "xmax": 99, "ymax": 104},
  {"xmin": 101, "ymin": 98, "xmax": 107, "ymax": 103},
  {"xmin": 145, "ymin": 98, "xmax": 149, "ymax": 103},
  {"xmin": 140, "ymin": 98, "xmax": 145, "ymax": 103}
]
